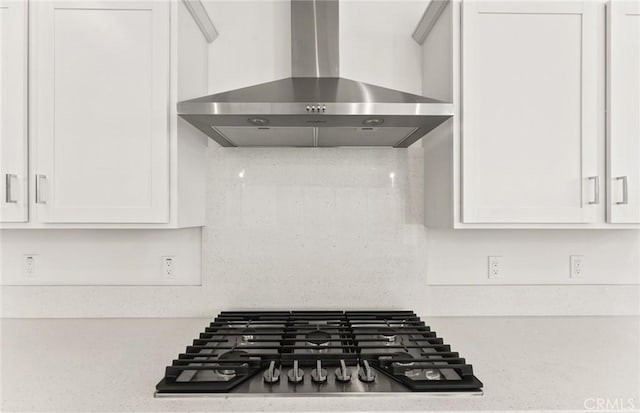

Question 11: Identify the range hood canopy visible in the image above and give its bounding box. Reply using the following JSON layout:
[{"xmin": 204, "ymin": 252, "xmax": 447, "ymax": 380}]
[{"xmin": 178, "ymin": 0, "xmax": 453, "ymax": 147}]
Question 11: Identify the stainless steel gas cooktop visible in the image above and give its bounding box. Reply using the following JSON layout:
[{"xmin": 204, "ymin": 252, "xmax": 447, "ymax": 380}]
[{"xmin": 154, "ymin": 311, "xmax": 483, "ymax": 396}]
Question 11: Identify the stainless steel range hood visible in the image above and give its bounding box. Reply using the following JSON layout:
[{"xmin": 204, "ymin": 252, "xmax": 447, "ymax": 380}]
[{"xmin": 178, "ymin": 0, "xmax": 453, "ymax": 148}]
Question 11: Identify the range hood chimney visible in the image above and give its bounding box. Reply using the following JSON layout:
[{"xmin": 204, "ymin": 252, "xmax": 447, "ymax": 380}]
[
  {"xmin": 291, "ymin": 0, "xmax": 339, "ymax": 78},
  {"xmin": 178, "ymin": 0, "xmax": 453, "ymax": 148}
]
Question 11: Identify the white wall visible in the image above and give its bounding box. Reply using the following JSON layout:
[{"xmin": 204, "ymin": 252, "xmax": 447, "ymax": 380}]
[
  {"xmin": 428, "ymin": 229, "xmax": 640, "ymax": 285},
  {"xmin": 1, "ymin": 0, "xmax": 638, "ymax": 318},
  {"xmin": 205, "ymin": 0, "xmax": 291, "ymax": 93},
  {"xmin": 339, "ymin": 0, "xmax": 425, "ymax": 93},
  {"xmin": 0, "ymin": 228, "xmax": 201, "ymax": 286},
  {"xmin": 204, "ymin": 0, "xmax": 426, "ymax": 93}
]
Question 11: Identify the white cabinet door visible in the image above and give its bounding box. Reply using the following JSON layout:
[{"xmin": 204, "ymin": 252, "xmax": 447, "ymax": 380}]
[
  {"xmin": 0, "ymin": 0, "xmax": 28, "ymax": 222},
  {"xmin": 32, "ymin": 1, "xmax": 169, "ymax": 223},
  {"xmin": 608, "ymin": 0, "xmax": 640, "ymax": 223},
  {"xmin": 461, "ymin": 1, "xmax": 601, "ymax": 223}
]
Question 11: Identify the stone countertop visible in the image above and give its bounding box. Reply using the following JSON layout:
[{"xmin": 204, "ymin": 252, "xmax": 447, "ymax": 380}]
[{"xmin": 1, "ymin": 316, "xmax": 639, "ymax": 412}]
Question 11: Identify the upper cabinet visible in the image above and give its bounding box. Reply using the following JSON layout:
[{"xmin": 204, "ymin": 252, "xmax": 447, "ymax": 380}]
[
  {"xmin": 608, "ymin": 0, "xmax": 640, "ymax": 224},
  {"xmin": 0, "ymin": 0, "xmax": 28, "ymax": 223},
  {"xmin": 420, "ymin": 0, "xmax": 637, "ymax": 228},
  {"xmin": 1, "ymin": 0, "xmax": 210, "ymax": 228},
  {"xmin": 31, "ymin": 1, "xmax": 171, "ymax": 223},
  {"xmin": 461, "ymin": 1, "xmax": 600, "ymax": 224}
]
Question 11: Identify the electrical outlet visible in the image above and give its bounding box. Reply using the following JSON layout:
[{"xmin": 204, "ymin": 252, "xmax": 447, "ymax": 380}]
[
  {"xmin": 23, "ymin": 254, "xmax": 38, "ymax": 277},
  {"xmin": 570, "ymin": 255, "xmax": 584, "ymax": 279},
  {"xmin": 488, "ymin": 256, "xmax": 502, "ymax": 279},
  {"xmin": 162, "ymin": 256, "xmax": 176, "ymax": 280}
]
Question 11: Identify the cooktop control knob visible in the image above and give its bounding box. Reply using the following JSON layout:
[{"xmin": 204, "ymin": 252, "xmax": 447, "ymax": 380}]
[
  {"xmin": 358, "ymin": 360, "xmax": 376, "ymax": 383},
  {"xmin": 334, "ymin": 360, "xmax": 352, "ymax": 382},
  {"xmin": 263, "ymin": 360, "xmax": 280, "ymax": 383},
  {"xmin": 287, "ymin": 360, "xmax": 304, "ymax": 384},
  {"xmin": 310, "ymin": 360, "xmax": 327, "ymax": 383}
]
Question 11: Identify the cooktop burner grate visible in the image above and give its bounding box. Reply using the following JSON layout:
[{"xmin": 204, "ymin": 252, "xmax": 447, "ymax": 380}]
[{"xmin": 155, "ymin": 310, "xmax": 483, "ymax": 395}]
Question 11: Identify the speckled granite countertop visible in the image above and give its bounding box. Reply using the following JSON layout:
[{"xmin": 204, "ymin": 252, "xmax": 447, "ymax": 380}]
[{"xmin": 1, "ymin": 317, "xmax": 638, "ymax": 412}]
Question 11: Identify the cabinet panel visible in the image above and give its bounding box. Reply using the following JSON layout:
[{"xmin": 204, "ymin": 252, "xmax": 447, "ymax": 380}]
[
  {"xmin": 461, "ymin": 1, "xmax": 600, "ymax": 223},
  {"xmin": 608, "ymin": 0, "xmax": 640, "ymax": 223},
  {"xmin": 0, "ymin": 0, "xmax": 28, "ymax": 222},
  {"xmin": 32, "ymin": 1, "xmax": 169, "ymax": 223}
]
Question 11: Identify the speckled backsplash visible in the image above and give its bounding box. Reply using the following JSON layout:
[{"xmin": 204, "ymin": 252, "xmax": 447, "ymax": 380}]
[{"xmin": 203, "ymin": 146, "xmax": 429, "ymax": 310}]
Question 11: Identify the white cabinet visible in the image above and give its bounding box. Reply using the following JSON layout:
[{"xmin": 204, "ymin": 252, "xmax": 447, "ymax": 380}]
[
  {"xmin": 0, "ymin": 0, "xmax": 209, "ymax": 228},
  {"xmin": 460, "ymin": 1, "xmax": 601, "ymax": 224},
  {"xmin": 420, "ymin": 0, "xmax": 637, "ymax": 228},
  {"xmin": 607, "ymin": 0, "xmax": 640, "ymax": 224},
  {"xmin": 31, "ymin": 0, "xmax": 170, "ymax": 223},
  {"xmin": 0, "ymin": 0, "xmax": 28, "ymax": 222}
]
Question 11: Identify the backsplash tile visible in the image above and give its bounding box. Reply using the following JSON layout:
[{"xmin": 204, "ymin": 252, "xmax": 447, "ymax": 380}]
[{"xmin": 203, "ymin": 146, "xmax": 429, "ymax": 310}]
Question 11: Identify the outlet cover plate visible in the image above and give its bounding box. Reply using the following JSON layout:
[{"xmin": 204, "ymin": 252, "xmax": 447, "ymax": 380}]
[
  {"xmin": 23, "ymin": 254, "xmax": 38, "ymax": 278},
  {"xmin": 162, "ymin": 256, "xmax": 176, "ymax": 280},
  {"xmin": 570, "ymin": 255, "xmax": 584, "ymax": 279},
  {"xmin": 488, "ymin": 256, "xmax": 502, "ymax": 279}
]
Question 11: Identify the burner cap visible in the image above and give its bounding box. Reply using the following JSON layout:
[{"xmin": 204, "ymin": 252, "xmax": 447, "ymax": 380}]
[
  {"xmin": 217, "ymin": 350, "xmax": 249, "ymax": 375},
  {"xmin": 389, "ymin": 352, "xmax": 415, "ymax": 366},
  {"xmin": 219, "ymin": 349, "xmax": 249, "ymax": 361},
  {"xmin": 305, "ymin": 330, "xmax": 331, "ymax": 347},
  {"xmin": 378, "ymin": 327, "xmax": 397, "ymax": 342}
]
